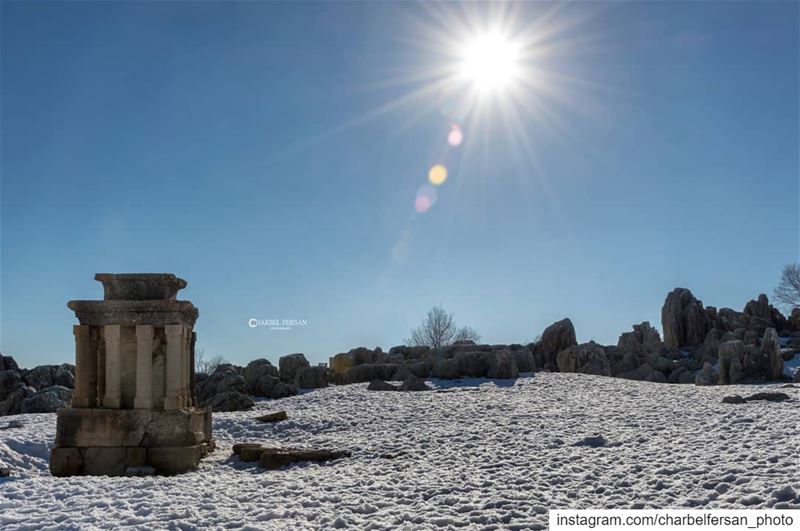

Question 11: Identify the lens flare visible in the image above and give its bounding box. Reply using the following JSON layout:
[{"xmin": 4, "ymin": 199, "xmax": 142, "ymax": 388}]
[
  {"xmin": 447, "ymin": 125, "xmax": 463, "ymax": 147},
  {"xmin": 415, "ymin": 184, "xmax": 438, "ymax": 213},
  {"xmin": 428, "ymin": 164, "xmax": 448, "ymax": 185},
  {"xmin": 414, "ymin": 195, "xmax": 432, "ymax": 213}
]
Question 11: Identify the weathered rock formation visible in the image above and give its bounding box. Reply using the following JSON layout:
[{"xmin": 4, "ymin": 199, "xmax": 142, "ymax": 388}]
[
  {"xmin": 532, "ymin": 318, "xmax": 577, "ymax": 371},
  {"xmin": 294, "ymin": 365, "xmax": 329, "ymax": 389},
  {"xmin": 718, "ymin": 340, "xmax": 745, "ymax": 385},
  {"xmin": 0, "ymin": 355, "xmax": 76, "ymax": 416},
  {"xmin": 662, "ymin": 288, "xmax": 709, "ymax": 349},
  {"xmin": 244, "ymin": 358, "xmax": 297, "ymax": 398},
  {"xmin": 278, "ymin": 353, "xmax": 310, "ymax": 383},
  {"xmin": 556, "ymin": 342, "xmax": 610, "ymax": 376}
]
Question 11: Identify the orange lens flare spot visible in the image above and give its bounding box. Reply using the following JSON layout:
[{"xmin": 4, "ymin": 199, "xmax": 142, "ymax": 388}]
[{"xmin": 428, "ymin": 164, "xmax": 448, "ymax": 186}]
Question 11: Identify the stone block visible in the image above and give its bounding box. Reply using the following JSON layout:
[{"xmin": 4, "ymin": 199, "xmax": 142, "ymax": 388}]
[
  {"xmin": 126, "ymin": 447, "xmax": 146, "ymax": 467},
  {"xmin": 55, "ymin": 408, "xmax": 209, "ymax": 448},
  {"xmin": 82, "ymin": 447, "xmax": 127, "ymax": 476},
  {"xmin": 239, "ymin": 445, "xmax": 265, "ymax": 462},
  {"xmin": 147, "ymin": 445, "xmax": 201, "ymax": 475},
  {"xmin": 50, "ymin": 447, "xmax": 84, "ymax": 477}
]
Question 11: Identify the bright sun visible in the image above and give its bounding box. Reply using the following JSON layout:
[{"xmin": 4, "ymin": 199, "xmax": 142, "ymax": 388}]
[{"xmin": 459, "ymin": 32, "xmax": 521, "ymax": 93}]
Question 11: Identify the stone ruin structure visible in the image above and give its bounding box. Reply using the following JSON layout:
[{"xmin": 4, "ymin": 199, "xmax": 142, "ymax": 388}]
[{"xmin": 50, "ymin": 273, "xmax": 213, "ymax": 476}]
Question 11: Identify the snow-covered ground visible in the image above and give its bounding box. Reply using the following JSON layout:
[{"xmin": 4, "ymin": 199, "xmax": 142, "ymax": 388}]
[{"xmin": 1, "ymin": 373, "xmax": 798, "ymax": 530}]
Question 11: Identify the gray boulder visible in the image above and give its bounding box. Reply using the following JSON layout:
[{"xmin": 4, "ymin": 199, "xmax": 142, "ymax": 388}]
[
  {"xmin": 694, "ymin": 361, "xmax": 718, "ymax": 386},
  {"xmin": 511, "ymin": 348, "xmax": 536, "ymax": 373},
  {"xmin": 556, "ymin": 342, "xmax": 610, "ymax": 376},
  {"xmin": 244, "ymin": 359, "xmax": 279, "ymax": 384},
  {"xmin": 486, "ymin": 350, "xmax": 519, "ymax": 379},
  {"xmin": 533, "ymin": 318, "xmax": 577, "ymax": 370},
  {"xmin": 367, "ymin": 379, "xmax": 397, "ymax": 391},
  {"xmin": 431, "ymin": 358, "xmax": 461, "ymax": 379},
  {"xmin": 0, "ymin": 370, "xmax": 26, "ymax": 401},
  {"xmin": 21, "ymin": 386, "xmax": 73, "ymax": 413},
  {"xmin": 398, "ymin": 374, "xmax": 430, "ymax": 391},
  {"xmin": 243, "ymin": 359, "xmax": 296, "ymax": 397},
  {"xmin": 347, "ymin": 347, "xmax": 381, "ymax": 366},
  {"xmin": 454, "ymin": 351, "xmax": 487, "ymax": 377},
  {"xmin": 249, "ymin": 375, "xmax": 297, "ymax": 399},
  {"xmin": 206, "ymin": 391, "xmax": 254, "ymax": 412},
  {"xmin": 23, "ymin": 364, "xmax": 75, "ymax": 391},
  {"xmin": 0, "ymin": 385, "xmax": 35, "ymax": 416},
  {"xmin": 294, "ymin": 366, "xmax": 329, "ymax": 389},
  {"xmin": 196, "ymin": 364, "xmax": 246, "ymax": 404},
  {"xmin": 278, "ymin": 353, "xmax": 310, "ymax": 382}
]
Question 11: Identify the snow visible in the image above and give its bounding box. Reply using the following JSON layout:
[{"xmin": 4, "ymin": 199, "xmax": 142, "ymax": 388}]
[{"xmin": 1, "ymin": 373, "xmax": 799, "ymax": 530}]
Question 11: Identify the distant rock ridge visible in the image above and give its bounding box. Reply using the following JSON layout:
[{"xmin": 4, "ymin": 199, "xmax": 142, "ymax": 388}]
[{"xmin": 3, "ymin": 288, "xmax": 799, "ymax": 417}]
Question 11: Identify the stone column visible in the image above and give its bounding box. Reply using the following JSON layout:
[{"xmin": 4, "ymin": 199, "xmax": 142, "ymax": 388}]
[
  {"xmin": 164, "ymin": 324, "xmax": 184, "ymax": 409},
  {"xmin": 189, "ymin": 331, "xmax": 197, "ymax": 407},
  {"xmin": 134, "ymin": 325, "xmax": 154, "ymax": 409},
  {"xmin": 72, "ymin": 325, "xmax": 97, "ymax": 408},
  {"xmin": 181, "ymin": 328, "xmax": 190, "ymax": 405},
  {"xmin": 103, "ymin": 324, "xmax": 122, "ymax": 409}
]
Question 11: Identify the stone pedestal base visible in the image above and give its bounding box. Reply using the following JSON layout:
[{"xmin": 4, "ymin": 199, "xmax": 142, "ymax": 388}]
[{"xmin": 50, "ymin": 407, "xmax": 213, "ymax": 476}]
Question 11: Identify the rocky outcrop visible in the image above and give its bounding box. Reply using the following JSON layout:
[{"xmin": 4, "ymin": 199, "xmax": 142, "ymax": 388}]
[
  {"xmin": 762, "ymin": 328, "xmax": 784, "ymax": 380},
  {"xmin": 718, "ymin": 340, "xmax": 744, "ymax": 385},
  {"xmin": 335, "ymin": 342, "xmax": 534, "ymax": 384},
  {"xmin": 0, "ymin": 386, "xmax": 35, "ymax": 416},
  {"xmin": 662, "ymin": 288, "xmax": 709, "ymax": 348},
  {"xmin": 557, "ymin": 342, "xmax": 611, "ymax": 376},
  {"xmin": 23, "ymin": 364, "xmax": 75, "ymax": 391},
  {"xmin": 242, "ymin": 359, "xmax": 297, "ymax": 399},
  {"xmin": 294, "ymin": 366, "xmax": 329, "ymax": 389},
  {"xmin": 0, "ymin": 355, "xmax": 20, "ymax": 373},
  {"xmin": 205, "ymin": 391, "xmax": 254, "ymax": 412},
  {"xmin": 486, "ymin": 350, "xmax": 519, "ymax": 379},
  {"xmin": 694, "ymin": 361, "xmax": 718, "ymax": 386},
  {"xmin": 195, "ymin": 364, "xmax": 252, "ymax": 411},
  {"xmin": 338, "ymin": 363, "xmax": 400, "ymax": 384},
  {"xmin": 20, "ymin": 386, "xmax": 73, "ymax": 413},
  {"xmin": 197, "ymin": 364, "xmax": 245, "ymax": 402},
  {"xmin": 532, "ymin": 318, "xmax": 576, "ymax": 370},
  {"xmin": 278, "ymin": 353, "xmax": 310, "ymax": 383},
  {"xmin": 743, "ymin": 294, "xmax": 790, "ymax": 332},
  {"xmin": 1, "ymin": 356, "xmax": 76, "ymax": 416},
  {"xmin": 617, "ymin": 322, "xmax": 664, "ymax": 357}
]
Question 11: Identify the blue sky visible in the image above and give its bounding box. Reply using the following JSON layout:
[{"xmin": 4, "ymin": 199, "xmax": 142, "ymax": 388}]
[{"xmin": 2, "ymin": 1, "xmax": 798, "ymax": 367}]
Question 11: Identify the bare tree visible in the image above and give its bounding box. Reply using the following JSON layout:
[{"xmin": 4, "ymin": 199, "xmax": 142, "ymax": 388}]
[
  {"xmin": 774, "ymin": 263, "xmax": 800, "ymax": 310},
  {"xmin": 406, "ymin": 306, "xmax": 481, "ymax": 348},
  {"xmin": 195, "ymin": 349, "xmax": 226, "ymax": 375}
]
